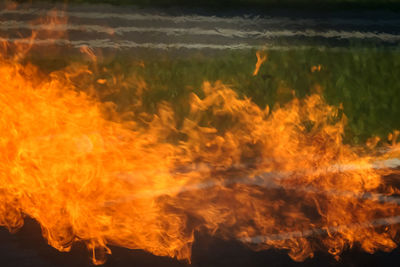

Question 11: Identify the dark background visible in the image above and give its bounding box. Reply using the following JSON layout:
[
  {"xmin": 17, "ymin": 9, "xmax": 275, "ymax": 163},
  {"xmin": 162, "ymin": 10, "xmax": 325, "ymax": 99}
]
[
  {"xmin": 13, "ymin": 0, "xmax": 400, "ymax": 11},
  {"xmin": 1, "ymin": 217, "xmax": 400, "ymax": 267}
]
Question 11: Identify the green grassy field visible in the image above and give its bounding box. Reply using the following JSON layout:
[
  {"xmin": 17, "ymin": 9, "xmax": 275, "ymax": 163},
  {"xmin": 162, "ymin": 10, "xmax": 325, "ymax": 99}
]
[{"xmin": 26, "ymin": 47, "xmax": 400, "ymax": 146}]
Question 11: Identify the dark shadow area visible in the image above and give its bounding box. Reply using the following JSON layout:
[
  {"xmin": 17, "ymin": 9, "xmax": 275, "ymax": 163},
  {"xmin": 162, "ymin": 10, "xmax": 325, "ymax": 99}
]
[
  {"xmin": 1, "ymin": 217, "xmax": 400, "ymax": 267},
  {"xmin": 13, "ymin": 0, "xmax": 400, "ymax": 12}
]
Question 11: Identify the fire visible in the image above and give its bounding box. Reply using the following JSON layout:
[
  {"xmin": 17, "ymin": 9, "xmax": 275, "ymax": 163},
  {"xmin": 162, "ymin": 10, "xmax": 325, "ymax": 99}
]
[
  {"xmin": 0, "ymin": 46, "xmax": 400, "ymax": 264},
  {"xmin": 253, "ymin": 50, "xmax": 267, "ymax": 76},
  {"xmin": 311, "ymin": 64, "xmax": 322, "ymax": 72}
]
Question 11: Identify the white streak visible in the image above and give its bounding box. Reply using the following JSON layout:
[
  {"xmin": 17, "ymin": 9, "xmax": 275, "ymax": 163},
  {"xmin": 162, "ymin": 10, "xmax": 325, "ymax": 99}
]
[
  {"xmin": 1, "ymin": 8, "xmax": 399, "ymax": 28},
  {"xmin": 0, "ymin": 37, "xmax": 258, "ymax": 50},
  {"xmin": 1, "ymin": 20, "xmax": 399, "ymax": 42},
  {"xmin": 241, "ymin": 215, "xmax": 400, "ymax": 243}
]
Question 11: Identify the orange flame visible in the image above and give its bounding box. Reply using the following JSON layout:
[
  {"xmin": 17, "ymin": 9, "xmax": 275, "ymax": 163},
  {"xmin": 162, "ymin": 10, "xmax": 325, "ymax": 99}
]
[
  {"xmin": 0, "ymin": 46, "xmax": 400, "ymax": 265},
  {"xmin": 253, "ymin": 50, "xmax": 267, "ymax": 76},
  {"xmin": 311, "ymin": 64, "xmax": 322, "ymax": 72},
  {"xmin": 4, "ymin": 1, "xmax": 18, "ymax": 11}
]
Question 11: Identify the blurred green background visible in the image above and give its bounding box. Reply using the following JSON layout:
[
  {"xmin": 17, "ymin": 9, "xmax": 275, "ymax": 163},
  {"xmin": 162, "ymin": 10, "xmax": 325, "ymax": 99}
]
[{"xmin": 26, "ymin": 47, "xmax": 400, "ymax": 146}]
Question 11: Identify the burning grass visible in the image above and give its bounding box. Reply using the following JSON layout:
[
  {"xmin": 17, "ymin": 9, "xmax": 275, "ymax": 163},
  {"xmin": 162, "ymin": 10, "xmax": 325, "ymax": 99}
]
[
  {"xmin": 1, "ymin": 46, "xmax": 400, "ymax": 265},
  {"xmin": 26, "ymin": 47, "xmax": 400, "ymax": 145}
]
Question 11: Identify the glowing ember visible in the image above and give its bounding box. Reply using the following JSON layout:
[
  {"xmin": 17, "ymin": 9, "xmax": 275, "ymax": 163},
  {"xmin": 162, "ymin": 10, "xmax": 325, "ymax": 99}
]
[
  {"xmin": 0, "ymin": 47, "xmax": 399, "ymax": 265},
  {"xmin": 253, "ymin": 50, "xmax": 267, "ymax": 76}
]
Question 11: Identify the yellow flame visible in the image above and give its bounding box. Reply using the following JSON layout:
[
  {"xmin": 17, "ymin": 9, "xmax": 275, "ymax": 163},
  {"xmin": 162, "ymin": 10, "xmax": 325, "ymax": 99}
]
[{"xmin": 0, "ymin": 45, "xmax": 399, "ymax": 265}]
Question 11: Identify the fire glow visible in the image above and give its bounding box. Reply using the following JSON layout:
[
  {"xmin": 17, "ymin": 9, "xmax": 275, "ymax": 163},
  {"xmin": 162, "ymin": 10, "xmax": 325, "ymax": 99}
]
[{"xmin": 1, "ymin": 45, "xmax": 400, "ymax": 265}]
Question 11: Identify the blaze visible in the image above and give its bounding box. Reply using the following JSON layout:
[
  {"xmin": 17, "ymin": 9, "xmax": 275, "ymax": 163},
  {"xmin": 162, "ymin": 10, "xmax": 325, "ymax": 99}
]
[
  {"xmin": 0, "ymin": 48, "xmax": 399, "ymax": 265},
  {"xmin": 253, "ymin": 50, "xmax": 267, "ymax": 76}
]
